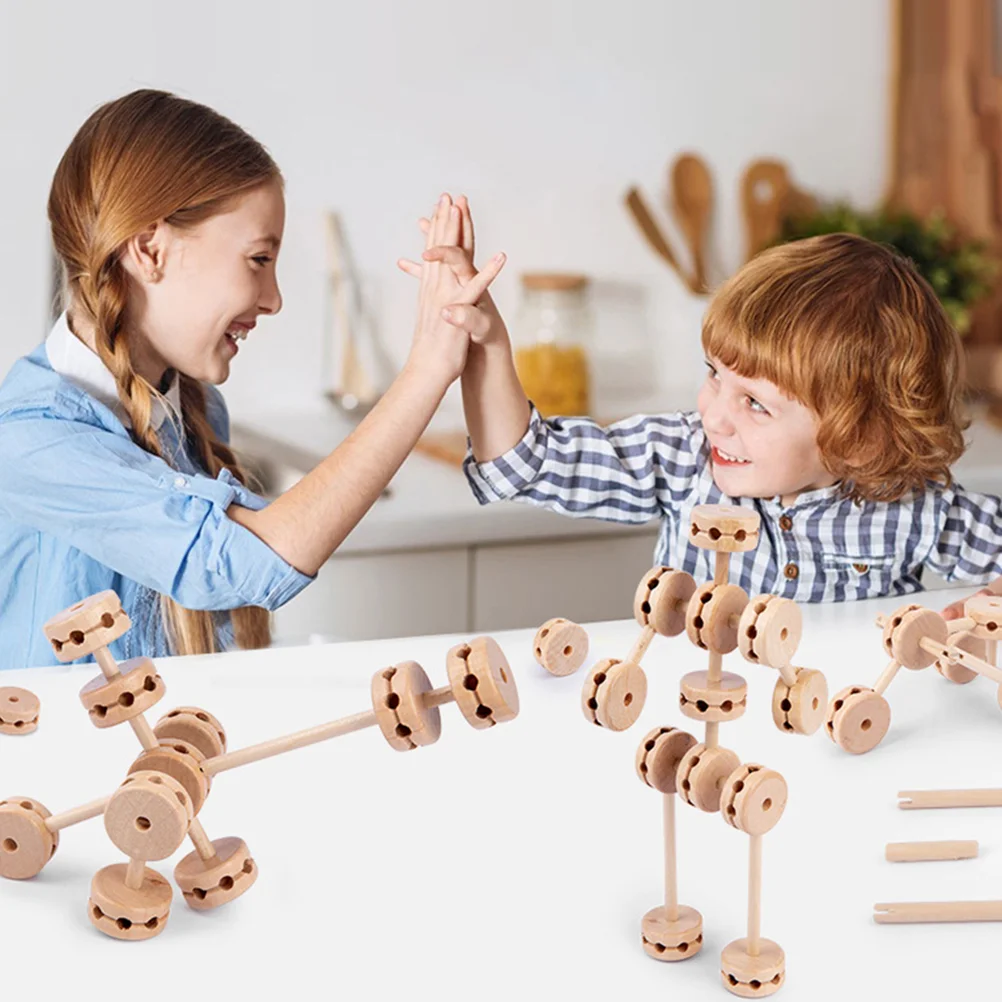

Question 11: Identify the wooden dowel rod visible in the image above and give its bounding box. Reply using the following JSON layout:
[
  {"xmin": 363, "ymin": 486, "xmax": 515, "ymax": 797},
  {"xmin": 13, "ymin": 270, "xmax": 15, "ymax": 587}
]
[
  {"xmin": 946, "ymin": 617, "xmax": 976, "ymax": 635},
  {"xmin": 187, "ymin": 818, "xmax": 217, "ymax": 862},
  {"xmin": 202, "ymin": 708, "xmax": 378, "ymax": 777},
  {"xmin": 125, "ymin": 857, "xmax": 145, "ymax": 890},
  {"xmin": 129, "ymin": 714, "xmax": 160, "ymax": 752},
  {"xmin": 714, "ymin": 551, "xmax": 729, "ymax": 586},
  {"xmin": 705, "ymin": 721, "xmax": 719, "ymax": 749},
  {"xmin": 989, "ymin": 640, "xmax": 998, "ymax": 666},
  {"xmin": 45, "ymin": 795, "xmax": 110, "ymax": 832},
  {"xmin": 875, "ymin": 614, "xmax": 887, "ymax": 629},
  {"xmin": 423, "ymin": 685, "xmax": 454, "ymax": 709},
  {"xmin": 626, "ymin": 625, "xmax": 656, "ymax": 666},
  {"xmin": 898, "ymin": 788, "xmax": 1002, "ymax": 810},
  {"xmin": 918, "ymin": 638, "xmax": 1002, "ymax": 684},
  {"xmin": 663, "ymin": 793, "xmax": 678, "ymax": 921},
  {"xmin": 873, "ymin": 659, "xmax": 902, "ymax": 696},
  {"xmin": 94, "ymin": 646, "xmax": 120, "ymax": 680},
  {"xmin": 748, "ymin": 834, "xmax": 762, "ymax": 956},
  {"xmin": 874, "ymin": 900, "xmax": 1002, "ymax": 923},
  {"xmin": 885, "ymin": 840, "xmax": 978, "ymax": 862},
  {"xmin": 776, "ymin": 662, "xmax": 798, "ymax": 688}
]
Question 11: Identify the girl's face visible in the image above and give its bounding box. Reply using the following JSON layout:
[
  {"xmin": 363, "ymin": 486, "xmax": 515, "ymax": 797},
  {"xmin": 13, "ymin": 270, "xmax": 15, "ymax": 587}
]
[
  {"xmin": 696, "ymin": 355, "xmax": 838, "ymax": 505},
  {"xmin": 123, "ymin": 179, "xmax": 285, "ymax": 386}
]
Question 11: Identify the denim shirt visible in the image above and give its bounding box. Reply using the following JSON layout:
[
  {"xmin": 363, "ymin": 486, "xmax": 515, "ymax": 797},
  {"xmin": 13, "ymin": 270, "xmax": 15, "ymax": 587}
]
[{"xmin": 0, "ymin": 317, "xmax": 314, "ymax": 668}]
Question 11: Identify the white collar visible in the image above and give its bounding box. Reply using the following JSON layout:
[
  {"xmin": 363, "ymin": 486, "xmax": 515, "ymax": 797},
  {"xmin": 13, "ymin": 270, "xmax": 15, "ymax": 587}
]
[{"xmin": 45, "ymin": 311, "xmax": 182, "ymax": 432}]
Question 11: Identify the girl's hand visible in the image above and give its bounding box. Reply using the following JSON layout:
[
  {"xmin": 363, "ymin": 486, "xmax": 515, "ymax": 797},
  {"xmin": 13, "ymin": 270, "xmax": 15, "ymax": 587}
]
[
  {"xmin": 942, "ymin": 579, "xmax": 1002, "ymax": 621},
  {"xmin": 398, "ymin": 195, "xmax": 510, "ymax": 351}
]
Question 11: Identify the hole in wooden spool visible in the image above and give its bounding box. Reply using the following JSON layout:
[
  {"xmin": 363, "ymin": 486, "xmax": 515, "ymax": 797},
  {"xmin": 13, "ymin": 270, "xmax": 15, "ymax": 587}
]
[
  {"xmin": 833, "ymin": 700, "xmax": 844, "ymax": 712},
  {"xmin": 678, "ymin": 941, "xmax": 689, "ymax": 952},
  {"xmin": 2, "ymin": 838, "xmax": 18, "ymax": 852},
  {"xmin": 780, "ymin": 628, "xmax": 788, "ymax": 641},
  {"xmin": 781, "ymin": 699, "xmax": 792, "ymax": 712},
  {"xmin": 101, "ymin": 613, "xmax": 114, "ymax": 628},
  {"xmin": 735, "ymin": 530, "xmax": 746, "ymax": 541},
  {"xmin": 860, "ymin": 719, "xmax": 872, "ymax": 731},
  {"xmin": 475, "ymin": 705, "xmax": 493, "ymax": 719},
  {"xmin": 540, "ymin": 629, "xmax": 549, "ymax": 638},
  {"xmin": 750, "ymin": 981, "xmax": 761, "ymax": 990},
  {"xmin": 709, "ymin": 527, "xmax": 721, "ymax": 540},
  {"xmin": 641, "ymin": 601, "xmax": 651, "ymax": 615},
  {"xmin": 645, "ymin": 740, "xmax": 656, "ymax": 751},
  {"xmin": 746, "ymin": 626, "xmax": 757, "ymax": 638},
  {"xmin": 148, "ymin": 776, "xmax": 162, "ymax": 785},
  {"xmin": 593, "ymin": 672, "xmax": 606, "ymax": 685},
  {"xmin": 690, "ymin": 756, "xmax": 701, "ymax": 768},
  {"xmin": 145, "ymin": 917, "xmax": 158, "ymax": 929},
  {"xmin": 144, "ymin": 676, "xmax": 158, "ymax": 692},
  {"xmin": 762, "ymin": 798, "xmax": 773, "ymax": 811},
  {"xmin": 219, "ymin": 876, "xmax": 234, "ymax": 891},
  {"xmin": 176, "ymin": 792, "xmax": 186, "ymax": 806},
  {"xmin": 772, "ymin": 974, "xmax": 781, "ymax": 984},
  {"xmin": 535, "ymin": 648, "xmax": 542, "ymax": 657},
  {"xmin": 722, "ymin": 700, "xmax": 733, "ymax": 712},
  {"xmin": 118, "ymin": 692, "xmax": 134, "ymax": 707},
  {"xmin": 243, "ymin": 859, "xmax": 254, "ymax": 874},
  {"xmin": 463, "ymin": 673, "xmax": 479, "ymax": 691},
  {"xmin": 92, "ymin": 906, "xmax": 103, "ymax": 920},
  {"xmin": 696, "ymin": 700, "xmax": 709, "ymax": 713},
  {"xmin": 196, "ymin": 713, "xmax": 209, "ymax": 722},
  {"xmin": 588, "ymin": 698, "xmax": 598, "ymax": 710},
  {"xmin": 395, "ymin": 724, "xmax": 412, "ymax": 738},
  {"xmin": 385, "ymin": 693, "xmax": 400, "ymax": 710},
  {"xmin": 648, "ymin": 578, "xmax": 660, "ymax": 589},
  {"xmin": 7, "ymin": 696, "xmax": 17, "ymax": 703},
  {"xmin": 694, "ymin": 617, "xmax": 704, "ymax": 629},
  {"xmin": 563, "ymin": 646, "xmax": 572, "ymax": 656},
  {"xmin": 624, "ymin": 693, "xmax": 633, "ymax": 706},
  {"xmin": 116, "ymin": 918, "xmax": 132, "ymax": 930},
  {"xmin": 812, "ymin": 697, "xmax": 819, "ymax": 710},
  {"xmin": 733, "ymin": 780, "xmax": 744, "ymax": 793},
  {"xmin": 194, "ymin": 888, "xmax": 207, "ymax": 900},
  {"xmin": 70, "ymin": 631, "xmax": 85, "ymax": 645},
  {"xmin": 501, "ymin": 668, "xmax": 509, "ymax": 684},
  {"xmin": 135, "ymin": 816, "xmax": 151, "ymax": 831},
  {"xmin": 174, "ymin": 745, "xmax": 188, "ymax": 755}
]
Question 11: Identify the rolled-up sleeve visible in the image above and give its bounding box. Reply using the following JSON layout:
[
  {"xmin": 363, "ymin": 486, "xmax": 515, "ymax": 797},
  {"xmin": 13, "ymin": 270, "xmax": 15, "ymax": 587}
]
[{"xmin": 0, "ymin": 409, "xmax": 313, "ymax": 611}]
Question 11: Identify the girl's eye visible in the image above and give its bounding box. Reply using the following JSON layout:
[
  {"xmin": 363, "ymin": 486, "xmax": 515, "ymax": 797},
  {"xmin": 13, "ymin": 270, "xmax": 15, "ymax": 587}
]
[
  {"xmin": 251, "ymin": 255, "xmax": 273, "ymax": 267},
  {"xmin": 747, "ymin": 396, "xmax": 769, "ymax": 415}
]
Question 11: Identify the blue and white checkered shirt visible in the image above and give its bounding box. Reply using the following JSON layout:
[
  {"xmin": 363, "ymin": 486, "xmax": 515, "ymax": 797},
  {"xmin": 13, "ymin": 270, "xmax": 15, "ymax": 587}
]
[{"xmin": 463, "ymin": 406, "xmax": 1002, "ymax": 602}]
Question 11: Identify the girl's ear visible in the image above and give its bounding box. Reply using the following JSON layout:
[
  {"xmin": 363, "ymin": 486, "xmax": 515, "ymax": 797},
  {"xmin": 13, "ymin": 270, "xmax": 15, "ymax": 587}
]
[{"xmin": 120, "ymin": 222, "xmax": 167, "ymax": 283}]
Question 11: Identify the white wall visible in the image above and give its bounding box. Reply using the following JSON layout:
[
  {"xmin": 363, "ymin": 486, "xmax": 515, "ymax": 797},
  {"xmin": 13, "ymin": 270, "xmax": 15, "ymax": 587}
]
[{"xmin": 0, "ymin": 0, "xmax": 890, "ymax": 424}]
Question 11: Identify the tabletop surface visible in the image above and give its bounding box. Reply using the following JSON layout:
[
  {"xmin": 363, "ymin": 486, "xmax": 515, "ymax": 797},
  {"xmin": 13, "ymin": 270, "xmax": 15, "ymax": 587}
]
[{"xmin": 1, "ymin": 586, "xmax": 1000, "ymax": 1001}]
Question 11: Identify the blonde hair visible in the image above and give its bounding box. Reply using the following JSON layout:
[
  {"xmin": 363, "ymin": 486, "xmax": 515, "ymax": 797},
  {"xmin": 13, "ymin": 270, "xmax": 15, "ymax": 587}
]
[
  {"xmin": 48, "ymin": 89, "xmax": 277, "ymax": 655},
  {"xmin": 702, "ymin": 233, "xmax": 968, "ymax": 504}
]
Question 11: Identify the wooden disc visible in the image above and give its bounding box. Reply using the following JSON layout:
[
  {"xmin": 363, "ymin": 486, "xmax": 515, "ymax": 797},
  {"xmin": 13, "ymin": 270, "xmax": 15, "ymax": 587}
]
[
  {"xmin": 721, "ymin": 938, "xmax": 785, "ymax": 998},
  {"xmin": 104, "ymin": 772, "xmax": 193, "ymax": 861},
  {"xmin": 0, "ymin": 798, "xmax": 58, "ymax": 879},
  {"xmin": 964, "ymin": 594, "xmax": 1002, "ymax": 639},
  {"xmin": 88, "ymin": 863, "xmax": 172, "ymax": 941},
  {"xmin": 636, "ymin": 726, "xmax": 697, "ymax": 794},
  {"xmin": 720, "ymin": 764, "xmax": 788, "ymax": 835},
  {"xmin": 771, "ymin": 668, "xmax": 828, "ymax": 735},
  {"xmin": 43, "ymin": 590, "xmax": 130, "ymax": 662},
  {"xmin": 174, "ymin": 836, "xmax": 257, "ymax": 911},
  {"xmin": 641, "ymin": 904, "xmax": 703, "ymax": 961},
  {"xmin": 127, "ymin": 739, "xmax": 210, "ymax": 815},
  {"xmin": 935, "ymin": 632, "xmax": 984, "ymax": 684},
  {"xmin": 677, "ymin": 744, "xmax": 741, "ymax": 812},
  {"xmin": 372, "ymin": 661, "xmax": 442, "ymax": 751},
  {"xmin": 154, "ymin": 707, "xmax": 227, "ymax": 758},
  {"xmin": 689, "ymin": 504, "xmax": 761, "ymax": 553},
  {"xmin": 825, "ymin": 686, "xmax": 891, "ymax": 755},
  {"xmin": 79, "ymin": 658, "xmax": 165, "ymax": 728},
  {"xmin": 581, "ymin": 659, "xmax": 646, "ymax": 731},
  {"xmin": 882, "ymin": 605, "xmax": 947, "ymax": 670},
  {"xmin": 532, "ymin": 618, "xmax": 589, "ymax": 676},
  {"xmin": 0, "ymin": 688, "xmax": 40, "ymax": 735},
  {"xmin": 738, "ymin": 595, "xmax": 801, "ymax": 668},
  {"xmin": 447, "ymin": 637, "xmax": 519, "ymax": 729},
  {"xmin": 679, "ymin": 670, "xmax": 747, "ymax": 723},
  {"xmin": 634, "ymin": 568, "xmax": 697, "ymax": 636},
  {"xmin": 686, "ymin": 584, "xmax": 749, "ymax": 653}
]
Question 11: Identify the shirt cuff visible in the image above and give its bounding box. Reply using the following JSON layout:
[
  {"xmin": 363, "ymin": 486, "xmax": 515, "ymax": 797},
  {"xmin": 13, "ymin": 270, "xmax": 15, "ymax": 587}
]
[{"xmin": 462, "ymin": 403, "xmax": 547, "ymax": 504}]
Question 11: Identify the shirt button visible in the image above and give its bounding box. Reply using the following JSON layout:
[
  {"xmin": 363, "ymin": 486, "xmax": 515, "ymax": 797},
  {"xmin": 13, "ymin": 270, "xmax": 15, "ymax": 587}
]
[
  {"xmin": 779, "ymin": 515, "xmax": 793, "ymax": 531},
  {"xmin": 173, "ymin": 476, "xmax": 187, "ymax": 488},
  {"xmin": 784, "ymin": 562, "xmax": 799, "ymax": 580}
]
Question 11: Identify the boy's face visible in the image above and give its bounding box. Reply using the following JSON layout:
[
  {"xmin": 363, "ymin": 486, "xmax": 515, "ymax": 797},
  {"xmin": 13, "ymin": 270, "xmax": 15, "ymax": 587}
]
[{"xmin": 696, "ymin": 356, "xmax": 838, "ymax": 505}]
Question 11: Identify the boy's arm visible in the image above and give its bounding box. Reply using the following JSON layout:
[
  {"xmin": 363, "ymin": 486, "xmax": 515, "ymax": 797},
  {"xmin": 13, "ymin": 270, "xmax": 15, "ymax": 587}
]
[{"xmin": 460, "ymin": 332, "xmax": 531, "ymax": 462}]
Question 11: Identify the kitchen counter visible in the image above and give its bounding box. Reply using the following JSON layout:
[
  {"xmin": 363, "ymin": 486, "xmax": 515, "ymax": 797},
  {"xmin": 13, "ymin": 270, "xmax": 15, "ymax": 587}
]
[{"xmin": 1, "ymin": 587, "xmax": 999, "ymax": 1000}]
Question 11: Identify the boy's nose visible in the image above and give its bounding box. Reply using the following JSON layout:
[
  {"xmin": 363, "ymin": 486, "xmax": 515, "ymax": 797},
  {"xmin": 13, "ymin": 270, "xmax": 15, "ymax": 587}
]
[{"xmin": 702, "ymin": 397, "xmax": 735, "ymax": 437}]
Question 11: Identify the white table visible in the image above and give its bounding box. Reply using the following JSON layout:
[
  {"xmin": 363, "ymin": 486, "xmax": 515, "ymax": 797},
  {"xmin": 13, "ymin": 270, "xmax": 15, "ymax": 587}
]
[{"xmin": 1, "ymin": 587, "xmax": 1000, "ymax": 1001}]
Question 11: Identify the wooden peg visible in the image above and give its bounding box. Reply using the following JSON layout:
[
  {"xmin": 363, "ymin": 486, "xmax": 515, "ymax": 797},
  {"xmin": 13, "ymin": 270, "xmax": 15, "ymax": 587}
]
[
  {"xmin": 873, "ymin": 659, "xmax": 902, "ymax": 696},
  {"xmin": 626, "ymin": 625, "xmax": 657, "ymax": 665},
  {"xmin": 874, "ymin": 900, "xmax": 1002, "ymax": 923},
  {"xmin": 885, "ymin": 840, "xmax": 978, "ymax": 862},
  {"xmin": 935, "ymin": 629, "xmax": 983, "ymax": 684},
  {"xmin": 919, "ymin": 636, "xmax": 1002, "ymax": 685},
  {"xmin": 0, "ymin": 687, "xmax": 40, "ymax": 735},
  {"xmin": 532, "ymin": 618, "xmax": 589, "ymax": 676},
  {"xmin": 898, "ymin": 788, "xmax": 1002, "ymax": 810}
]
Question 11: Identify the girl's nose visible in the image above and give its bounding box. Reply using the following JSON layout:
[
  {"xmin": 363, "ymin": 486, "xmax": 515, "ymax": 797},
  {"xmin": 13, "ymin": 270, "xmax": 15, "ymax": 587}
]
[{"xmin": 259, "ymin": 277, "xmax": 283, "ymax": 316}]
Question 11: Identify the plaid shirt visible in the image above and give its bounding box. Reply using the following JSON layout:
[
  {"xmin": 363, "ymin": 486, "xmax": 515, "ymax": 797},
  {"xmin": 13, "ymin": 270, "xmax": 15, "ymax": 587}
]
[{"xmin": 463, "ymin": 406, "xmax": 1002, "ymax": 603}]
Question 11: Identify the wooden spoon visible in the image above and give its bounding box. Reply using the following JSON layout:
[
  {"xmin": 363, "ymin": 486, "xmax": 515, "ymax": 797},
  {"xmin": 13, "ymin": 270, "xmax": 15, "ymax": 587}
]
[
  {"xmin": 740, "ymin": 159, "xmax": 791, "ymax": 262},
  {"xmin": 624, "ymin": 187, "xmax": 693, "ymax": 290},
  {"xmin": 670, "ymin": 153, "xmax": 713, "ymax": 292}
]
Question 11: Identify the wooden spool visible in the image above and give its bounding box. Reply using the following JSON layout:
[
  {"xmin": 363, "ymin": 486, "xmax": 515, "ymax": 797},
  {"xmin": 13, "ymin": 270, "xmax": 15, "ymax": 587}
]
[
  {"xmin": 642, "ymin": 905, "xmax": 704, "ymax": 962},
  {"xmin": 689, "ymin": 504, "xmax": 761, "ymax": 553},
  {"xmin": 771, "ymin": 668, "xmax": 828, "ymax": 735},
  {"xmin": 372, "ymin": 661, "xmax": 442, "ymax": 751},
  {"xmin": 686, "ymin": 583, "xmax": 749, "ymax": 653},
  {"xmin": 154, "ymin": 707, "xmax": 227, "ymax": 759},
  {"xmin": 127, "ymin": 739, "xmax": 211, "ymax": 816},
  {"xmin": 88, "ymin": 862, "xmax": 172, "ymax": 941},
  {"xmin": 720, "ymin": 765, "xmax": 788, "ymax": 835},
  {"xmin": 882, "ymin": 605, "xmax": 948, "ymax": 669},
  {"xmin": 721, "ymin": 938, "xmax": 785, "ymax": 998},
  {"xmin": 738, "ymin": 595, "xmax": 802, "ymax": 668},
  {"xmin": 964, "ymin": 594, "xmax": 1002, "ymax": 639},
  {"xmin": 825, "ymin": 686, "xmax": 891, "ymax": 754},
  {"xmin": 634, "ymin": 567, "xmax": 697, "ymax": 636},
  {"xmin": 79, "ymin": 657, "xmax": 165, "ymax": 728},
  {"xmin": 0, "ymin": 687, "xmax": 40, "ymax": 735},
  {"xmin": 174, "ymin": 836, "xmax": 257, "ymax": 911},
  {"xmin": 677, "ymin": 743, "xmax": 740, "ymax": 812},
  {"xmin": 532, "ymin": 618, "xmax": 589, "ymax": 676},
  {"xmin": 104, "ymin": 772, "xmax": 193, "ymax": 861},
  {"xmin": 636, "ymin": 727, "xmax": 697, "ymax": 794},
  {"xmin": 43, "ymin": 590, "xmax": 130, "ymax": 661},
  {"xmin": 0, "ymin": 798, "xmax": 58, "ymax": 879},
  {"xmin": 446, "ymin": 637, "xmax": 519, "ymax": 729},
  {"xmin": 679, "ymin": 670, "xmax": 748, "ymax": 723},
  {"xmin": 581, "ymin": 658, "xmax": 647, "ymax": 731}
]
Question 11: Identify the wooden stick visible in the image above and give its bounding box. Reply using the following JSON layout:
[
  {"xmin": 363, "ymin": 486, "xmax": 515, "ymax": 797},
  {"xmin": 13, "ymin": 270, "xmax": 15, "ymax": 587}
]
[
  {"xmin": 714, "ymin": 551, "xmax": 730, "ymax": 586},
  {"xmin": 947, "ymin": 617, "xmax": 977, "ymax": 635},
  {"xmin": 705, "ymin": 649, "xmax": 723, "ymax": 748},
  {"xmin": 45, "ymin": 795, "xmax": 110, "ymax": 832},
  {"xmin": 899, "ymin": 788, "xmax": 1002, "ymax": 810},
  {"xmin": 626, "ymin": 625, "xmax": 657, "ymax": 666},
  {"xmin": 202, "ymin": 708, "xmax": 378, "ymax": 777},
  {"xmin": 918, "ymin": 637, "xmax": 1002, "ymax": 684},
  {"xmin": 748, "ymin": 834, "xmax": 762, "ymax": 956},
  {"xmin": 663, "ymin": 793, "xmax": 678, "ymax": 922},
  {"xmin": 874, "ymin": 900, "xmax": 1002, "ymax": 923},
  {"xmin": 93, "ymin": 646, "xmax": 120, "ymax": 680},
  {"xmin": 125, "ymin": 856, "xmax": 145, "ymax": 890},
  {"xmin": 423, "ymin": 685, "xmax": 455, "ymax": 709},
  {"xmin": 886, "ymin": 840, "xmax": 978, "ymax": 862},
  {"xmin": 776, "ymin": 662, "xmax": 798, "ymax": 688},
  {"xmin": 873, "ymin": 659, "xmax": 902, "ymax": 696},
  {"xmin": 187, "ymin": 818, "xmax": 218, "ymax": 862}
]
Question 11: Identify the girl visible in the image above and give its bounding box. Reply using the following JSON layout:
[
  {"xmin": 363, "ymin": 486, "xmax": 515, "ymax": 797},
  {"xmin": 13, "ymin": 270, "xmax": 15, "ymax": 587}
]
[
  {"xmin": 0, "ymin": 90, "xmax": 502, "ymax": 668},
  {"xmin": 404, "ymin": 218, "xmax": 1002, "ymax": 611}
]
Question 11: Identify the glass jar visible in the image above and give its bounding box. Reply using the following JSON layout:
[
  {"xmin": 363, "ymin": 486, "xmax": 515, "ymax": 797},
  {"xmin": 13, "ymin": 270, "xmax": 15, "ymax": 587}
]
[{"xmin": 513, "ymin": 273, "xmax": 593, "ymax": 417}]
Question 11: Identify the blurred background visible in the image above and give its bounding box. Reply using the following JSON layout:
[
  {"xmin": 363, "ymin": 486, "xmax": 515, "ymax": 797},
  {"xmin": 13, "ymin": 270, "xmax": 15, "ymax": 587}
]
[{"xmin": 3, "ymin": 0, "xmax": 1002, "ymax": 645}]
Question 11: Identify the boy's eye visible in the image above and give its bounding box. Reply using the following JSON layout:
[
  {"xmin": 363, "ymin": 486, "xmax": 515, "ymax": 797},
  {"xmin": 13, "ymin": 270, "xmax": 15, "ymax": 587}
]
[
  {"xmin": 704, "ymin": 361, "xmax": 718, "ymax": 380},
  {"xmin": 747, "ymin": 396, "xmax": 769, "ymax": 415}
]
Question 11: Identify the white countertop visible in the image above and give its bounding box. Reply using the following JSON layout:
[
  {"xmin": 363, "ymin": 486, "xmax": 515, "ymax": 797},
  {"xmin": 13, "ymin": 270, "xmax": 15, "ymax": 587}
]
[{"xmin": 2, "ymin": 586, "xmax": 1001, "ymax": 1000}]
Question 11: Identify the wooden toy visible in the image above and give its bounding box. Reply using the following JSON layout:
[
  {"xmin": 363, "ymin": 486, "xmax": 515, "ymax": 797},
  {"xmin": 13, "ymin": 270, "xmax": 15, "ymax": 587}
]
[
  {"xmin": 532, "ymin": 618, "xmax": 589, "ymax": 676},
  {"xmin": 0, "ymin": 687, "xmax": 40, "ymax": 735},
  {"xmin": 874, "ymin": 900, "xmax": 1002, "ymax": 923},
  {"xmin": 624, "ymin": 506, "xmax": 803, "ymax": 998},
  {"xmin": 885, "ymin": 841, "xmax": 978, "ymax": 862},
  {"xmin": 898, "ymin": 788, "xmax": 1002, "ymax": 809},
  {"xmin": 826, "ymin": 595, "xmax": 1002, "ymax": 755},
  {"xmin": 0, "ymin": 590, "xmax": 519, "ymax": 940},
  {"xmin": 581, "ymin": 504, "xmax": 828, "ymax": 741}
]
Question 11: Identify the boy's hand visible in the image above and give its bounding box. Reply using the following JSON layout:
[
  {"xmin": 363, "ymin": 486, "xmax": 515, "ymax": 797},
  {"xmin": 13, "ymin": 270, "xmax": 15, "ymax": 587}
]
[
  {"xmin": 941, "ymin": 577, "xmax": 1002, "ymax": 620},
  {"xmin": 398, "ymin": 195, "xmax": 510, "ymax": 349}
]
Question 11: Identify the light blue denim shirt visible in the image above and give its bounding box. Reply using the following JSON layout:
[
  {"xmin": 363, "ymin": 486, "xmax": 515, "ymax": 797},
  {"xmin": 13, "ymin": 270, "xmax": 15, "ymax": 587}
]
[{"xmin": 0, "ymin": 313, "xmax": 314, "ymax": 668}]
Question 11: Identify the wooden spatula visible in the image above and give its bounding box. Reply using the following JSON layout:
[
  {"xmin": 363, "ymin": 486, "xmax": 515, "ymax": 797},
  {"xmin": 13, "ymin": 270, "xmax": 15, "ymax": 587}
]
[
  {"xmin": 670, "ymin": 153, "xmax": 713, "ymax": 292},
  {"xmin": 624, "ymin": 186, "xmax": 693, "ymax": 290}
]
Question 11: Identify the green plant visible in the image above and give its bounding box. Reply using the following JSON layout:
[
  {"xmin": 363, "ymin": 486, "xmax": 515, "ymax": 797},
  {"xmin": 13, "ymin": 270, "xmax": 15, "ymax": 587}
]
[{"xmin": 777, "ymin": 203, "xmax": 998, "ymax": 334}]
